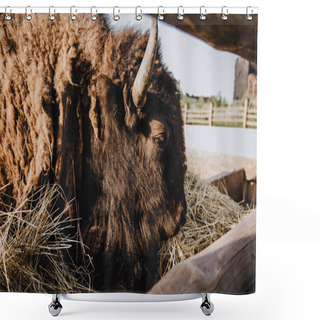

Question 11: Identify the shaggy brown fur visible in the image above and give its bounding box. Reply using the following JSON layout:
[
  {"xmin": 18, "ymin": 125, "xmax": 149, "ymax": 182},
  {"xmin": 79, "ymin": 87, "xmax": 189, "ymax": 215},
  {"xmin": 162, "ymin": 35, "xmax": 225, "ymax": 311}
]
[{"xmin": 0, "ymin": 14, "xmax": 186, "ymax": 292}]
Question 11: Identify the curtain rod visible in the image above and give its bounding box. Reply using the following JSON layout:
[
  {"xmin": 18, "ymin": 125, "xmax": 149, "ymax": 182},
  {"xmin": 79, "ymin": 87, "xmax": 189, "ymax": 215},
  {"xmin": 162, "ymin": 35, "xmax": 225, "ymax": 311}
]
[{"xmin": 0, "ymin": 6, "xmax": 258, "ymax": 15}]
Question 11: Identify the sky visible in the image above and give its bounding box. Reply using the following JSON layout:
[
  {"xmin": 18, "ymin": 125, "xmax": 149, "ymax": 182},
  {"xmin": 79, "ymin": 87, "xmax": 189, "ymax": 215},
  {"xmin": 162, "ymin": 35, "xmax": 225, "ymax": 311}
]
[{"xmin": 108, "ymin": 15, "xmax": 239, "ymax": 103}]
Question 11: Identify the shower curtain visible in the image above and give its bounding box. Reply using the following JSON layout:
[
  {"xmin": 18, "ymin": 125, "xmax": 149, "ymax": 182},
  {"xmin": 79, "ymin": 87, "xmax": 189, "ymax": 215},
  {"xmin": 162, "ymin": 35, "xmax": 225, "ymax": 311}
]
[{"xmin": 0, "ymin": 12, "xmax": 257, "ymax": 295}]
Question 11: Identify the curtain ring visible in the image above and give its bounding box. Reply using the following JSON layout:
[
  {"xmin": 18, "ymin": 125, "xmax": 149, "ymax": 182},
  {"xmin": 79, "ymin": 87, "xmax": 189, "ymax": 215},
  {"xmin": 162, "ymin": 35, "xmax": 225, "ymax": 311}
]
[
  {"xmin": 200, "ymin": 6, "xmax": 207, "ymax": 20},
  {"xmin": 49, "ymin": 6, "xmax": 55, "ymax": 21},
  {"xmin": 113, "ymin": 6, "xmax": 120, "ymax": 21},
  {"xmin": 158, "ymin": 6, "xmax": 164, "ymax": 20},
  {"xmin": 91, "ymin": 6, "xmax": 97, "ymax": 21},
  {"xmin": 25, "ymin": 6, "xmax": 32, "ymax": 20},
  {"xmin": 177, "ymin": 6, "xmax": 184, "ymax": 21},
  {"xmin": 5, "ymin": 6, "xmax": 12, "ymax": 21},
  {"xmin": 221, "ymin": 6, "xmax": 228, "ymax": 21},
  {"xmin": 70, "ymin": 6, "xmax": 77, "ymax": 21},
  {"xmin": 135, "ymin": 6, "xmax": 142, "ymax": 21},
  {"xmin": 246, "ymin": 6, "xmax": 253, "ymax": 21}
]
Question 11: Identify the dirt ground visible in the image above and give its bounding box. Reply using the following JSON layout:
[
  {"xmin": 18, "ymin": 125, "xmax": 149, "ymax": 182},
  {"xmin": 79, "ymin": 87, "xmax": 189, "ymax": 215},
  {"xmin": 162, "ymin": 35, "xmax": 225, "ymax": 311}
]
[{"xmin": 186, "ymin": 148, "xmax": 256, "ymax": 181}]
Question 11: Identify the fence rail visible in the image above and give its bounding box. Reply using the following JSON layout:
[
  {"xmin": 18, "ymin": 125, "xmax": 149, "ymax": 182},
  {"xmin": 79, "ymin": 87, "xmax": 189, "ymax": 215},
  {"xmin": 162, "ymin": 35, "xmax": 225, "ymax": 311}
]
[{"xmin": 182, "ymin": 99, "xmax": 257, "ymax": 128}]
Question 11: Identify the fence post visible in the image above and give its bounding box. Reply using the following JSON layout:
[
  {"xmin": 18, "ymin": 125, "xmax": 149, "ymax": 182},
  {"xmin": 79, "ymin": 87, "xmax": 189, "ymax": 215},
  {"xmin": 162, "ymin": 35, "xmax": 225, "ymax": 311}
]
[
  {"xmin": 243, "ymin": 99, "xmax": 248, "ymax": 128},
  {"xmin": 209, "ymin": 102, "xmax": 213, "ymax": 126},
  {"xmin": 184, "ymin": 102, "xmax": 188, "ymax": 125}
]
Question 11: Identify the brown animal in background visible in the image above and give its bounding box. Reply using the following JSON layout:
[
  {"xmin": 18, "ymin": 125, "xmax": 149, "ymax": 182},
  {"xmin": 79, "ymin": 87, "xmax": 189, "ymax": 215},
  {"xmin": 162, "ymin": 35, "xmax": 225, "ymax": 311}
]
[{"xmin": 0, "ymin": 14, "xmax": 186, "ymax": 292}]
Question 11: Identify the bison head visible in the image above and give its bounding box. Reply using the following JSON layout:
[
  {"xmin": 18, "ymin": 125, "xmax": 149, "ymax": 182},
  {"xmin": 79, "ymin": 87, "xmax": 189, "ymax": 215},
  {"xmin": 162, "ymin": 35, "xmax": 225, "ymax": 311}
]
[{"xmin": 82, "ymin": 18, "xmax": 187, "ymax": 291}]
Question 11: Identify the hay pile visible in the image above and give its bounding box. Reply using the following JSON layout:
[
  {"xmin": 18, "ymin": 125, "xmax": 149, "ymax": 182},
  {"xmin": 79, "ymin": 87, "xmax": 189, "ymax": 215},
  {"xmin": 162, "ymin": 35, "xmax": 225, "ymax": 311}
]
[
  {"xmin": 0, "ymin": 184, "xmax": 92, "ymax": 293},
  {"xmin": 0, "ymin": 171, "xmax": 251, "ymax": 292},
  {"xmin": 159, "ymin": 172, "xmax": 251, "ymax": 277}
]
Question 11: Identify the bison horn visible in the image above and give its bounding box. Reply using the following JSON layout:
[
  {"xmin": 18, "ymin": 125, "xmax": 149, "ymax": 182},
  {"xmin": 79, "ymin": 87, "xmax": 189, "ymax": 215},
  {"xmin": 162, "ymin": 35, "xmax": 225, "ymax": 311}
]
[{"xmin": 132, "ymin": 17, "xmax": 158, "ymax": 110}]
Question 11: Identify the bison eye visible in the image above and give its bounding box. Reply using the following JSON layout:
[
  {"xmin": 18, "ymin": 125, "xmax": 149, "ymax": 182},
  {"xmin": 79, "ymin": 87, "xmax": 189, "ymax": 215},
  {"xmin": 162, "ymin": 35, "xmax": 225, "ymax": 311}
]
[{"xmin": 153, "ymin": 133, "xmax": 167, "ymax": 148}]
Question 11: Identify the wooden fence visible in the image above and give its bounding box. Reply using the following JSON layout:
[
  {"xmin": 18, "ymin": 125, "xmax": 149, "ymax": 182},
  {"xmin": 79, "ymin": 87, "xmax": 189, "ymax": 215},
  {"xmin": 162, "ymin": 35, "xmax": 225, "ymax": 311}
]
[{"xmin": 182, "ymin": 99, "xmax": 257, "ymax": 128}]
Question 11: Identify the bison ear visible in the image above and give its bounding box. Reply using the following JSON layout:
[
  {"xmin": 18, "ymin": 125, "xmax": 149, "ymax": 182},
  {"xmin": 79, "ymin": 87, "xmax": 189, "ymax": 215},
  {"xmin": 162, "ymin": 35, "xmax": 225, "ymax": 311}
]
[
  {"xmin": 89, "ymin": 74, "xmax": 117, "ymax": 139},
  {"xmin": 96, "ymin": 74, "xmax": 118, "ymax": 114},
  {"xmin": 122, "ymin": 83, "xmax": 139, "ymax": 130},
  {"xmin": 96, "ymin": 75, "xmax": 138, "ymax": 130}
]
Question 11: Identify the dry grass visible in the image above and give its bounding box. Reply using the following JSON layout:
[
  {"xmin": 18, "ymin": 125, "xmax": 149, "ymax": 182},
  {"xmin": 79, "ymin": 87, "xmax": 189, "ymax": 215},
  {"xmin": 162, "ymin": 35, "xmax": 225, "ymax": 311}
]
[
  {"xmin": 0, "ymin": 172, "xmax": 251, "ymax": 292},
  {"xmin": 159, "ymin": 172, "xmax": 251, "ymax": 276},
  {"xmin": 0, "ymin": 184, "xmax": 93, "ymax": 293}
]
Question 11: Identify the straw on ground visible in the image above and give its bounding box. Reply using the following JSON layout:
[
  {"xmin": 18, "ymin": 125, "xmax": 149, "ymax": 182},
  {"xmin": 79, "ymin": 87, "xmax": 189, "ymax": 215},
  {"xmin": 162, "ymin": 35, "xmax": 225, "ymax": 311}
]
[
  {"xmin": 0, "ymin": 184, "xmax": 93, "ymax": 293},
  {"xmin": 0, "ymin": 172, "xmax": 251, "ymax": 292},
  {"xmin": 159, "ymin": 172, "xmax": 251, "ymax": 276}
]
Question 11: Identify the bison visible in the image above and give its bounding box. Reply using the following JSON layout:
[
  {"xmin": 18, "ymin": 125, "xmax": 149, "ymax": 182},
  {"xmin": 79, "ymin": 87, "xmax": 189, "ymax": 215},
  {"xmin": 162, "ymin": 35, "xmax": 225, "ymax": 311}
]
[{"xmin": 0, "ymin": 14, "xmax": 186, "ymax": 292}]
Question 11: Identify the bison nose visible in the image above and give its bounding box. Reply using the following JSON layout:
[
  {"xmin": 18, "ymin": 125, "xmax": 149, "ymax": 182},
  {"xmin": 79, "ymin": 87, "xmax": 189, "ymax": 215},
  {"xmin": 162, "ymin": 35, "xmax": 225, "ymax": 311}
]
[
  {"xmin": 183, "ymin": 163, "xmax": 187, "ymax": 174},
  {"xmin": 171, "ymin": 200, "xmax": 187, "ymax": 237},
  {"xmin": 179, "ymin": 199, "xmax": 187, "ymax": 226}
]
